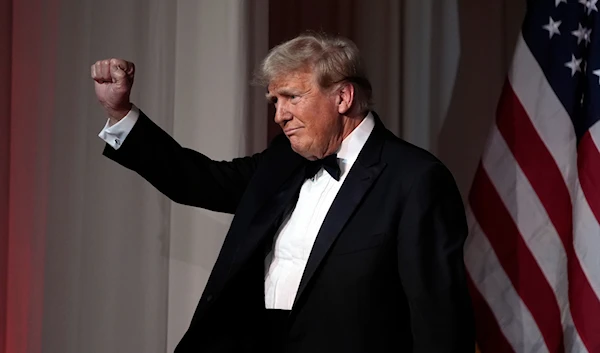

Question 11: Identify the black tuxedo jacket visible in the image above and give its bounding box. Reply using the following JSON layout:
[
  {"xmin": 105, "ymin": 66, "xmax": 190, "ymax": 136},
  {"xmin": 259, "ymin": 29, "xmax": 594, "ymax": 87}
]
[{"xmin": 103, "ymin": 111, "xmax": 475, "ymax": 353}]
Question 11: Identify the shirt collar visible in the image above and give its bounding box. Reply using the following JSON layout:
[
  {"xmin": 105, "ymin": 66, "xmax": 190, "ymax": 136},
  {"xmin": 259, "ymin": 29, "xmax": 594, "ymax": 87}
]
[{"xmin": 336, "ymin": 111, "xmax": 375, "ymax": 177}]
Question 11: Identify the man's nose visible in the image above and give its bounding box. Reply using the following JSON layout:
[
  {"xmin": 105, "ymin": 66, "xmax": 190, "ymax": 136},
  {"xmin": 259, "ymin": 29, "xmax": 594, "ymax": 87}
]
[{"xmin": 274, "ymin": 104, "xmax": 292, "ymax": 125}]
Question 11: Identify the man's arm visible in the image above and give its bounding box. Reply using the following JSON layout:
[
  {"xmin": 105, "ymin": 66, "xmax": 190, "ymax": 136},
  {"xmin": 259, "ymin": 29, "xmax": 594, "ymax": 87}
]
[
  {"xmin": 396, "ymin": 162, "xmax": 475, "ymax": 353},
  {"xmin": 91, "ymin": 58, "xmax": 265, "ymax": 214},
  {"xmin": 102, "ymin": 107, "xmax": 264, "ymax": 214}
]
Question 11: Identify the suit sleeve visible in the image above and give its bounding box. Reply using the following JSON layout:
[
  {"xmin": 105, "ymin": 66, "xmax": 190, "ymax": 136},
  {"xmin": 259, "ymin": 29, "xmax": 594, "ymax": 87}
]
[
  {"xmin": 396, "ymin": 162, "xmax": 475, "ymax": 353},
  {"xmin": 102, "ymin": 110, "xmax": 267, "ymax": 214}
]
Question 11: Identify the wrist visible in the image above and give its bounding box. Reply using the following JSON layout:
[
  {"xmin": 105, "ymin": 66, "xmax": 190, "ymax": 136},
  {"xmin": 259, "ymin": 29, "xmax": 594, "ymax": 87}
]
[{"xmin": 107, "ymin": 102, "xmax": 133, "ymax": 126}]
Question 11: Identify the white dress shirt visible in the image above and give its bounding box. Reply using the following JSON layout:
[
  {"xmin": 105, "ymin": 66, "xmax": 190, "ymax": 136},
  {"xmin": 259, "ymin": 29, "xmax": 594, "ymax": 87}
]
[{"xmin": 98, "ymin": 108, "xmax": 375, "ymax": 310}]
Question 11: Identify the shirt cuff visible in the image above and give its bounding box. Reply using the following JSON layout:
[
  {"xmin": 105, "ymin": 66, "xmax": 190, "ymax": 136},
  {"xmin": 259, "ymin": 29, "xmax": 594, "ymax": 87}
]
[{"xmin": 98, "ymin": 104, "xmax": 140, "ymax": 150}]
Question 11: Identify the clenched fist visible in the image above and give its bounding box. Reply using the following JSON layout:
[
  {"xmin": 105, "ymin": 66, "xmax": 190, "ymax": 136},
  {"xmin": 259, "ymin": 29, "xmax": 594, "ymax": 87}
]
[{"xmin": 91, "ymin": 58, "xmax": 135, "ymax": 123}]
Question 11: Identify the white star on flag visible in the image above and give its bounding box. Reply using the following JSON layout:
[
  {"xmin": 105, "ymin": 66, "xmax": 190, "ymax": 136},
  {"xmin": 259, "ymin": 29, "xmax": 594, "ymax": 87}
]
[
  {"xmin": 580, "ymin": 0, "xmax": 599, "ymax": 14},
  {"xmin": 543, "ymin": 17, "xmax": 562, "ymax": 38},
  {"xmin": 565, "ymin": 54, "xmax": 582, "ymax": 76},
  {"xmin": 585, "ymin": 28, "xmax": 592, "ymax": 45},
  {"xmin": 591, "ymin": 0, "xmax": 599, "ymax": 14},
  {"xmin": 572, "ymin": 23, "xmax": 592, "ymax": 45},
  {"xmin": 593, "ymin": 68, "xmax": 600, "ymax": 84}
]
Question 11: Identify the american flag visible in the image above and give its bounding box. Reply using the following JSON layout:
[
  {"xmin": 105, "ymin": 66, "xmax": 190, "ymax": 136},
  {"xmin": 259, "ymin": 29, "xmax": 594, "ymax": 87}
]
[{"xmin": 464, "ymin": 0, "xmax": 600, "ymax": 352}]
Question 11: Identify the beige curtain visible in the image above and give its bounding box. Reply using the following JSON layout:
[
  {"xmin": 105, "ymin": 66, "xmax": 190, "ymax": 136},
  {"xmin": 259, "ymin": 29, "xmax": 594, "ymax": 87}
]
[{"xmin": 41, "ymin": 0, "xmax": 176, "ymax": 352}]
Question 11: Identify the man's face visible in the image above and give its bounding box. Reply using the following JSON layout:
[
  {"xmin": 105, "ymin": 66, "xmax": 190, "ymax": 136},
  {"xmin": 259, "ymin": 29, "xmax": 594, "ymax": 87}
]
[{"xmin": 267, "ymin": 69, "xmax": 343, "ymax": 160}]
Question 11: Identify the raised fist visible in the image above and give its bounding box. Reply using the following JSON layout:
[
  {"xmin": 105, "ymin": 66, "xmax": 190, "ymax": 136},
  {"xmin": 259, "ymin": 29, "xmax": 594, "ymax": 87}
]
[{"xmin": 91, "ymin": 58, "xmax": 135, "ymax": 122}]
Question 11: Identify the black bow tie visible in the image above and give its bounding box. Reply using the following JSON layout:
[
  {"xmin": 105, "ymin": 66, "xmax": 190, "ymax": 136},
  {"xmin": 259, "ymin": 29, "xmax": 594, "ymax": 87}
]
[{"xmin": 305, "ymin": 154, "xmax": 341, "ymax": 181}]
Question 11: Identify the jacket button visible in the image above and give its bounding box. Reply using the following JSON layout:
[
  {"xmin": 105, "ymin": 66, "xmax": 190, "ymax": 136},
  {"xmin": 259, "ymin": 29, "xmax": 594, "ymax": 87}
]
[{"xmin": 206, "ymin": 294, "xmax": 213, "ymax": 302}]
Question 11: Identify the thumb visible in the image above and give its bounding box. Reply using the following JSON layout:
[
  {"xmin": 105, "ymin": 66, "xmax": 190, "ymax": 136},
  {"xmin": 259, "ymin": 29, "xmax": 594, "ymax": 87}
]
[{"xmin": 111, "ymin": 64, "xmax": 127, "ymax": 85}]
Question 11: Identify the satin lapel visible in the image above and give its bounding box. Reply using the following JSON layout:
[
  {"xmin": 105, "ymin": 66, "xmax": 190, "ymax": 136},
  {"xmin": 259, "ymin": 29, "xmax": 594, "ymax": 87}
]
[{"xmin": 293, "ymin": 122, "xmax": 388, "ymax": 307}]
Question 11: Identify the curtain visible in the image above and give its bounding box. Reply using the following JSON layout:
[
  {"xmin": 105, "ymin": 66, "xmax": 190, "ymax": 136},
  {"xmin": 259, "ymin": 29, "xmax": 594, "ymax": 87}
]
[
  {"xmin": 0, "ymin": 0, "xmax": 11, "ymax": 351},
  {"xmin": 11, "ymin": 0, "xmax": 176, "ymax": 352}
]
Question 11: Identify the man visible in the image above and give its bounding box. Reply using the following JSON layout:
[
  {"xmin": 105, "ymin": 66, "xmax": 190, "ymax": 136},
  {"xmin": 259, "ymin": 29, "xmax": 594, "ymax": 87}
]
[{"xmin": 92, "ymin": 33, "xmax": 475, "ymax": 352}]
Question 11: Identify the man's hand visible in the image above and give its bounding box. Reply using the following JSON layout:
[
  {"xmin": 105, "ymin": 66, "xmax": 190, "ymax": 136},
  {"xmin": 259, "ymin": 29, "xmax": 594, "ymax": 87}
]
[{"xmin": 91, "ymin": 58, "xmax": 135, "ymax": 124}]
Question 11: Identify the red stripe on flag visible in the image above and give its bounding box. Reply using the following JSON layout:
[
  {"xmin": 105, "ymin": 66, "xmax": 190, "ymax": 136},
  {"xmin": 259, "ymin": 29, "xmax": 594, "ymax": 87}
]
[
  {"xmin": 496, "ymin": 82, "xmax": 600, "ymax": 351},
  {"xmin": 578, "ymin": 131, "xmax": 600, "ymax": 224},
  {"xmin": 469, "ymin": 163, "xmax": 564, "ymax": 353},
  {"xmin": 496, "ymin": 82, "xmax": 572, "ymax": 269},
  {"xmin": 466, "ymin": 273, "xmax": 515, "ymax": 353}
]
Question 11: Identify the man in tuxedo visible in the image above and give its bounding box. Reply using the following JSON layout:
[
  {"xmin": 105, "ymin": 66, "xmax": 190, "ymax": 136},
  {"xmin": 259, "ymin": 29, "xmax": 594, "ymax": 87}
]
[{"xmin": 92, "ymin": 33, "xmax": 475, "ymax": 352}]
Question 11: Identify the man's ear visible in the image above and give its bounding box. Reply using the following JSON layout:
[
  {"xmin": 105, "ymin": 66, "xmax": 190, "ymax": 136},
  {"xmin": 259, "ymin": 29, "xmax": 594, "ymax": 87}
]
[{"xmin": 336, "ymin": 82, "xmax": 355, "ymax": 115}]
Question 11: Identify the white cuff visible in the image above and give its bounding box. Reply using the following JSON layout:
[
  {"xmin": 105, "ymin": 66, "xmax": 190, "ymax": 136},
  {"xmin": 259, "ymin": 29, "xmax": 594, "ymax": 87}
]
[{"xmin": 98, "ymin": 105, "xmax": 140, "ymax": 150}]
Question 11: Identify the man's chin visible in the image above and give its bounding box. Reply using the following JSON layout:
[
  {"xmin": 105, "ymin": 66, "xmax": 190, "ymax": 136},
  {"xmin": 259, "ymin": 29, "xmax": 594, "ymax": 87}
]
[{"xmin": 289, "ymin": 142, "xmax": 313, "ymax": 160}]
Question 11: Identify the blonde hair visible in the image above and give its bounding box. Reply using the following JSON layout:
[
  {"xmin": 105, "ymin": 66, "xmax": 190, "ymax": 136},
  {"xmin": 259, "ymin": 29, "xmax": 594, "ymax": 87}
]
[{"xmin": 254, "ymin": 32, "xmax": 373, "ymax": 113}]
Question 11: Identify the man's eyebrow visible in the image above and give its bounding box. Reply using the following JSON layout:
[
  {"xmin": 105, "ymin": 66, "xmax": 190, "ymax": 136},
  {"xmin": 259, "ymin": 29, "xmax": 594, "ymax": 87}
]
[{"xmin": 265, "ymin": 88, "xmax": 300, "ymax": 101}]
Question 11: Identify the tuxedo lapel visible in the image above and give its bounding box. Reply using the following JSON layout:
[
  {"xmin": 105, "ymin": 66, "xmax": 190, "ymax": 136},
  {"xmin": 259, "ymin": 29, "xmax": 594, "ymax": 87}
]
[{"xmin": 293, "ymin": 122, "xmax": 388, "ymax": 306}]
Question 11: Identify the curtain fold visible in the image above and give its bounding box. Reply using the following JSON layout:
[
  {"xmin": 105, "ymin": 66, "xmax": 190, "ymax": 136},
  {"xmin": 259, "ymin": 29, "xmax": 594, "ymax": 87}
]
[{"xmin": 0, "ymin": 0, "xmax": 11, "ymax": 351}]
